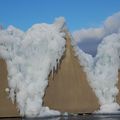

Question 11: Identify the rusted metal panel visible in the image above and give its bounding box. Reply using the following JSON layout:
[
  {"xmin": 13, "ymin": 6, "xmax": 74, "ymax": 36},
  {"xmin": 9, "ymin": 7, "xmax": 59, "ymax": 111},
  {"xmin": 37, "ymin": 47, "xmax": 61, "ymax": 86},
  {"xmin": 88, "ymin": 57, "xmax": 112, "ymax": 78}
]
[{"xmin": 43, "ymin": 34, "xmax": 99, "ymax": 113}]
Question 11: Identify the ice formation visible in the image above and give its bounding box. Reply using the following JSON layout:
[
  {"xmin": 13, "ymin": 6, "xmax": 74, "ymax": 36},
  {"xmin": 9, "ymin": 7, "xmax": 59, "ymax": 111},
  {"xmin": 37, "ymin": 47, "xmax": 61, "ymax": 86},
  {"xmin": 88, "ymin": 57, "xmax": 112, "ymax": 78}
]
[
  {"xmin": 0, "ymin": 15, "xmax": 120, "ymax": 117},
  {"xmin": 72, "ymin": 32, "xmax": 120, "ymax": 113},
  {"xmin": 0, "ymin": 17, "xmax": 66, "ymax": 117},
  {"xmin": 72, "ymin": 11, "xmax": 120, "ymax": 113}
]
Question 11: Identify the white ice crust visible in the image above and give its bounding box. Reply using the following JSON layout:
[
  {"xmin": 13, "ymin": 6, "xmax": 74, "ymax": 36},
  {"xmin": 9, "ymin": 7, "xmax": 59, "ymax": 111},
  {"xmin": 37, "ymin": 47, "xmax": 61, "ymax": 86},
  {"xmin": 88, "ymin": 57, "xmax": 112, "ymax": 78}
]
[{"xmin": 0, "ymin": 17, "xmax": 66, "ymax": 117}]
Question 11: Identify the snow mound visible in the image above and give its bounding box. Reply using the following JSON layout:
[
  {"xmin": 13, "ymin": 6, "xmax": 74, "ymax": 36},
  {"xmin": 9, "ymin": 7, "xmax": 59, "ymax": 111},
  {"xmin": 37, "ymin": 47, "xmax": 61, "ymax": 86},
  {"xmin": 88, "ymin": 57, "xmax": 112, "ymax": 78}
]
[
  {"xmin": 0, "ymin": 17, "xmax": 66, "ymax": 117},
  {"xmin": 72, "ymin": 32, "xmax": 120, "ymax": 113}
]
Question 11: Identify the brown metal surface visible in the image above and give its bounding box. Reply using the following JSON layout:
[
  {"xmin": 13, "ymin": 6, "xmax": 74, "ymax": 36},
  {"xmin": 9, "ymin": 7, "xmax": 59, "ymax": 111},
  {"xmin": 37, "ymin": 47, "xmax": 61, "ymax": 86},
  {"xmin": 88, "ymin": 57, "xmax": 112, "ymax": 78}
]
[
  {"xmin": 116, "ymin": 71, "xmax": 120, "ymax": 104},
  {"xmin": 0, "ymin": 59, "xmax": 19, "ymax": 117},
  {"xmin": 43, "ymin": 34, "xmax": 99, "ymax": 113}
]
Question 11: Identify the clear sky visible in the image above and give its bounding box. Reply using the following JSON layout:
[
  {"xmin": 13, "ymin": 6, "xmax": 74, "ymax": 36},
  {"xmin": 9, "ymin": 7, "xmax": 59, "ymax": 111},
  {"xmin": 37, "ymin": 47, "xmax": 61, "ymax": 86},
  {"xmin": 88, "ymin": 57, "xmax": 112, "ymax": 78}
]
[{"xmin": 0, "ymin": 0, "xmax": 120, "ymax": 32}]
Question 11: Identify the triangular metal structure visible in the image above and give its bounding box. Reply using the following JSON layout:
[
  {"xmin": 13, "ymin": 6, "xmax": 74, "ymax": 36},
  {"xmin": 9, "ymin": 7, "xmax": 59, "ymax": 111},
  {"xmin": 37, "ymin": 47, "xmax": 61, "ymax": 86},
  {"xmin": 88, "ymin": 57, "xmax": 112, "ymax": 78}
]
[{"xmin": 43, "ymin": 34, "xmax": 99, "ymax": 113}]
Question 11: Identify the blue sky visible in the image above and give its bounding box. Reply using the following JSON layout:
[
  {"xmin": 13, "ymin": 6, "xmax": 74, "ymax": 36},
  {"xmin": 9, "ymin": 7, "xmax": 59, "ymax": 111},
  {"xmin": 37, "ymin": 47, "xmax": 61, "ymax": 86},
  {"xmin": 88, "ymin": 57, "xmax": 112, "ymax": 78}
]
[{"xmin": 0, "ymin": 0, "xmax": 120, "ymax": 32}]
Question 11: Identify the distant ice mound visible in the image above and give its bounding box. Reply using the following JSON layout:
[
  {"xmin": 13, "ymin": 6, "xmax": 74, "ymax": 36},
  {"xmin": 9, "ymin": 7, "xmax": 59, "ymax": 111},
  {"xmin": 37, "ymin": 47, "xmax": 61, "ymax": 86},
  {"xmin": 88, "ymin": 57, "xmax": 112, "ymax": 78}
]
[
  {"xmin": 72, "ymin": 11, "xmax": 120, "ymax": 113},
  {"xmin": 73, "ymin": 32, "xmax": 120, "ymax": 113}
]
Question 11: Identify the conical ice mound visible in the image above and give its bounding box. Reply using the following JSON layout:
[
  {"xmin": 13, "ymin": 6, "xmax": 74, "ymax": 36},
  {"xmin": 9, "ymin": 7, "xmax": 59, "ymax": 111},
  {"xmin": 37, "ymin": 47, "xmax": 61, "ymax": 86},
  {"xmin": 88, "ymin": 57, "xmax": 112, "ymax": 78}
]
[{"xmin": 43, "ymin": 33, "xmax": 99, "ymax": 113}]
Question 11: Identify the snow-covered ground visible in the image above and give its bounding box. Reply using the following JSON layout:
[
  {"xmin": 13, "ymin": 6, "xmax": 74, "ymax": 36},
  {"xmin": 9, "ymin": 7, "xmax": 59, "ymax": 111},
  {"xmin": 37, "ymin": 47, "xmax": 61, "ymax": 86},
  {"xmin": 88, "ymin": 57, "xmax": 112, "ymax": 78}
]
[{"xmin": 0, "ymin": 16, "xmax": 120, "ymax": 117}]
